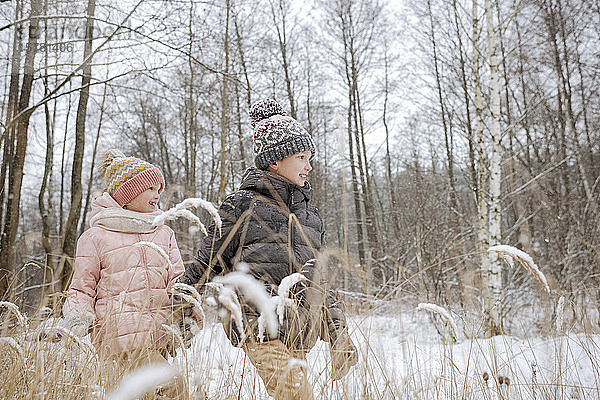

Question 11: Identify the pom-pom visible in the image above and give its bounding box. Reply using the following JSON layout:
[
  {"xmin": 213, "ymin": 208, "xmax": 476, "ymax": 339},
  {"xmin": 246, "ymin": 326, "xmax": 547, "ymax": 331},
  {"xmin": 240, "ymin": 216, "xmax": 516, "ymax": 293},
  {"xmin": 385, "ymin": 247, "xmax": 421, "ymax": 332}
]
[
  {"xmin": 99, "ymin": 148, "xmax": 126, "ymax": 175},
  {"xmin": 249, "ymin": 98, "xmax": 286, "ymax": 127}
]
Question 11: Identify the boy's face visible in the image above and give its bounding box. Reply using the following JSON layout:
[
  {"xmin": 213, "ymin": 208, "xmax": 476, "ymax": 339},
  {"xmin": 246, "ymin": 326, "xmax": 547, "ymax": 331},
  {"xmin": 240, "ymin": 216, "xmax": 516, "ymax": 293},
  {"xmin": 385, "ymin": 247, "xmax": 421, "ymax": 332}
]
[
  {"xmin": 269, "ymin": 150, "xmax": 313, "ymax": 187},
  {"xmin": 124, "ymin": 184, "xmax": 162, "ymax": 213}
]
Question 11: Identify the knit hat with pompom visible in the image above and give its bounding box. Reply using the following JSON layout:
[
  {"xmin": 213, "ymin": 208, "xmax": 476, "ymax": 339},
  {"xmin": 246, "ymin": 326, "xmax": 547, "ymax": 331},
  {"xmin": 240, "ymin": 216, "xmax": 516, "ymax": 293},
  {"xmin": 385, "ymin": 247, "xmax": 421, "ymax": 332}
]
[
  {"xmin": 250, "ymin": 98, "xmax": 315, "ymax": 170},
  {"xmin": 99, "ymin": 149, "xmax": 165, "ymax": 206}
]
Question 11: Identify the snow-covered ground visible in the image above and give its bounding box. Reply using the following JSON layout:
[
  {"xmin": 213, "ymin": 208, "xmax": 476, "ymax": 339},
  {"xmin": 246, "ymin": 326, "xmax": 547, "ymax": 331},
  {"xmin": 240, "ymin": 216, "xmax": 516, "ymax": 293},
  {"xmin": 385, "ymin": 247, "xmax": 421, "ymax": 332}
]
[{"xmin": 173, "ymin": 311, "xmax": 600, "ymax": 399}]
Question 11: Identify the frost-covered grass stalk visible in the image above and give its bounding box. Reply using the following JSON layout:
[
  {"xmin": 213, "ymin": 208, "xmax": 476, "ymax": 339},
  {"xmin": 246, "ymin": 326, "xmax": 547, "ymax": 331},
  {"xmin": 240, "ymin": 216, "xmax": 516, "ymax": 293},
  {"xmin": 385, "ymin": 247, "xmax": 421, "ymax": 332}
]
[
  {"xmin": 205, "ymin": 282, "xmax": 247, "ymax": 342},
  {"xmin": 488, "ymin": 245, "xmax": 551, "ymax": 293},
  {"xmin": 277, "ymin": 272, "xmax": 307, "ymax": 324},
  {"xmin": 153, "ymin": 197, "xmax": 222, "ymax": 236},
  {"xmin": 173, "ymin": 283, "xmax": 204, "ymax": 316},
  {"xmin": 212, "ymin": 269, "xmax": 279, "ymax": 339},
  {"xmin": 417, "ymin": 302, "xmax": 458, "ymax": 342},
  {"xmin": 0, "ymin": 336, "xmax": 25, "ymax": 361},
  {"xmin": 0, "ymin": 301, "xmax": 29, "ymax": 329},
  {"xmin": 42, "ymin": 325, "xmax": 98, "ymax": 357},
  {"xmin": 162, "ymin": 323, "xmax": 185, "ymax": 350},
  {"xmin": 174, "ymin": 292, "xmax": 205, "ymax": 322},
  {"xmin": 107, "ymin": 363, "xmax": 177, "ymax": 400},
  {"xmin": 0, "ymin": 302, "xmax": 103, "ymax": 399},
  {"xmin": 173, "ymin": 282, "xmax": 202, "ymax": 301},
  {"xmin": 132, "ymin": 241, "xmax": 173, "ymax": 269}
]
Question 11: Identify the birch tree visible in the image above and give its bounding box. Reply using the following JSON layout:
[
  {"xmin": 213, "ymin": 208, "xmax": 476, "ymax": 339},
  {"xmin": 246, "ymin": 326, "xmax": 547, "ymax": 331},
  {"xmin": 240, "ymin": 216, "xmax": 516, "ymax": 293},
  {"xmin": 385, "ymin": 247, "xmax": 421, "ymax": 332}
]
[
  {"xmin": 484, "ymin": 0, "xmax": 504, "ymax": 336},
  {"xmin": 472, "ymin": 0, "xmax": 503, "ymax": 335}
]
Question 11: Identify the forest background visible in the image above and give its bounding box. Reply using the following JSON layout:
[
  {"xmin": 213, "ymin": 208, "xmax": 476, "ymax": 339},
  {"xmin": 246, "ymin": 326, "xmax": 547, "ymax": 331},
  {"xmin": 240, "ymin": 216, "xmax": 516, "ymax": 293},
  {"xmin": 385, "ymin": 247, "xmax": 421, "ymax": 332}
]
[{"xmin": 0, "ymin": 0, "xmax": 598, "ymax": 338}]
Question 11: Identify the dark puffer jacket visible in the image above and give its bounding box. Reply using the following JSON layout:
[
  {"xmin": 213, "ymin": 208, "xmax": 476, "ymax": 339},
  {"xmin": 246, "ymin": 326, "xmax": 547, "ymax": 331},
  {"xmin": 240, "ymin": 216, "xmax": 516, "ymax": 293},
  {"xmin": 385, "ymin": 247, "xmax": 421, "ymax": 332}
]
[{"xmin": 181, "ymin": 168, "xmax": 346, "ymax": 350}]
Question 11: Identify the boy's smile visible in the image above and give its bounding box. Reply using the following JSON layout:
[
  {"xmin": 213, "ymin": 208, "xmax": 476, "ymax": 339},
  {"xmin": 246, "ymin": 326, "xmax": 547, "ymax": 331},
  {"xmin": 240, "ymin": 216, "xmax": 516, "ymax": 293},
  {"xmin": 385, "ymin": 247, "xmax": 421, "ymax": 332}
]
[{"xmin": 269, "ymin": 150, "xmax": 313, "ymax": 187}]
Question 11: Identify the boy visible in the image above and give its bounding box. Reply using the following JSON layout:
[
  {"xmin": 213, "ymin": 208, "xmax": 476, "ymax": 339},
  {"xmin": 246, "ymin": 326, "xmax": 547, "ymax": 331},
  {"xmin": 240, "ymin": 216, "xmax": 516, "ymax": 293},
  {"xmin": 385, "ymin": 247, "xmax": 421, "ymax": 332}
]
[{"xmin": 180, "ymin": 99, "xmax": 357, "ymax": 399}]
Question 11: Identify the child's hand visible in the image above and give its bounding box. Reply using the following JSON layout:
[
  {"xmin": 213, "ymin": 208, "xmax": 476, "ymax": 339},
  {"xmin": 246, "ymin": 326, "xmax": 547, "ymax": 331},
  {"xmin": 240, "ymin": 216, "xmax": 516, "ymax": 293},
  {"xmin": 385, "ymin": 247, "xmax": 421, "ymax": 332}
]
[
  {"xmin": 171, "ymin": 296, "xmax": 203, "ymax": 350},
  {"xmin": 172, "ymin": 282, "xmax": 205, "ymax": 331},
  {"xmin": 37, "ymin": 311, "xmax": 95, "ymax": 342},
  {"xmin": 190, "ymin": 305, "xmax": 204, "ymax": 330},
  {"xmin": 329, "ymin": 328, "xmax": 358, "ymax": 380}
]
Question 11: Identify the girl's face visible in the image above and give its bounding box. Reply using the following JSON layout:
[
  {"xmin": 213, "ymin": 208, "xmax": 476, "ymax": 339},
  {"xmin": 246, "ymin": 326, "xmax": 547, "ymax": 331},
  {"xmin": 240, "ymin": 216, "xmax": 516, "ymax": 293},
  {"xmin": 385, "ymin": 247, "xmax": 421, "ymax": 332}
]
[
  {"xmin": 269, "ymin": 150, "xmax": 313, "ymax": 187},
  {"xmin": 124, "ymin": 184, "xmax": 161, "ymax": 213}
]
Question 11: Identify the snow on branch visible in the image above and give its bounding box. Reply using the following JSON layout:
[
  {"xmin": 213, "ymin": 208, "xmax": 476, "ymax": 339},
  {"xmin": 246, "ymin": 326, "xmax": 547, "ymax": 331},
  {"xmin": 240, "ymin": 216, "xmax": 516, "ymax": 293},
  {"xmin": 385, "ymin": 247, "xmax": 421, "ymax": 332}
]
[
  {"xmin": 489, "ymin": 245, "xmax": 550, "ymax": 293},
  {"xmin": 0, "ymin": 301, "xmax": 28, "ymax": 329},
  {"xmin": 153, "ymin": 197, "xmax": 221, "ymax": 236},
  {"xmin": 133, "ymin": 241, "xmax": 172, "ymax": 269},
  {"xmin": 417, "ymin": 303, "xmax": 458, "ymax": 342}
]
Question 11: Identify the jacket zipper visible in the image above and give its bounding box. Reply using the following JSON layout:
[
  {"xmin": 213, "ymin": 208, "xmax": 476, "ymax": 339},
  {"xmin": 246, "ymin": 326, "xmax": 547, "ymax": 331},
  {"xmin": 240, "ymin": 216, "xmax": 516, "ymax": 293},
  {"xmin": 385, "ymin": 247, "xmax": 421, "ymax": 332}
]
[
  {"xmin": 287, "ymin": 186, "xmax": 296, "ymax": 273},
  {"xmin": 139, "ymin": 233, "xmax": 151, "ymax": 306}
]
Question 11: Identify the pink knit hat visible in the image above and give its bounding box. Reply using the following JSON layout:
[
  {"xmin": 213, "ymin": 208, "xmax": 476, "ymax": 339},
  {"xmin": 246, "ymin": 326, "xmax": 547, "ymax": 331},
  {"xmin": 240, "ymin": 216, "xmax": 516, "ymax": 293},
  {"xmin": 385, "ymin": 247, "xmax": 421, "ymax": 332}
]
[{"xmin": 100, "ymin": 149, "xmax": 165, "ymax": 206}]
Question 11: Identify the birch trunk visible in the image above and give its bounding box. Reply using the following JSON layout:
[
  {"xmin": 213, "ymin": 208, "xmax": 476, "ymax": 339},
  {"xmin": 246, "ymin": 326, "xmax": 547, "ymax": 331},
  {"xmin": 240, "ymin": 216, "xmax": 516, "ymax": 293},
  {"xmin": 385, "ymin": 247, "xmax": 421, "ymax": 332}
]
[{"xmin": 484, "ymin": 0, "xmax": 504, "ymax": 336}]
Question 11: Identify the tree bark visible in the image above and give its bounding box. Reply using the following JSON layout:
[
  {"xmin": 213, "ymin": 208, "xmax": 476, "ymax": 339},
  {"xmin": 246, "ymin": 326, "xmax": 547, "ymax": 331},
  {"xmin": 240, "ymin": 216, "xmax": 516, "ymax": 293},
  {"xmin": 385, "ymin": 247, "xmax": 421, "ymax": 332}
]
[
  {"xmin": 272, "ymin": 0, "xmax": 297, "ymax": 119},
  {"xmin": 187, "ymin": 0, "xmax": 197, "ymax": 198},
  {"xmin": 552, "ymin": 0, "xmax": 595, "ymax": 208},
  {"xmin": 0, "ymin": 0, "xmax": 43, "ymax": 299},
  {"xmin": 39, "ymin": 0, "xmax": 55, "ymax": 259},
  {"xmin": 59, "ymin": 0, "xmax": 96, "ymax": 291},
  {"xmin": 346, "ymin": 6, "xmax": 379, "ymax": 259},
  {"xmin": 0, "ymin": 0, "xmax": 23, "ymax": 245},
  {"xmin": 427, "ymin": 0, "xmax": 457, "ymax": 211},
  {"xmin": 473, "ymin": 0, "xmax": 503, "ymax": 336},
  {"xmin": 484, "ymin": 0, "xmax": 504, "ymax": 336},
  {"xmin": 233, "ymin": 14, "xmax": 251, "ymax": 108},
  {"xmin": 382, "ymin": 40, "xmax": 400, "ymax": 241},
  {"xmin": 218, "ymin": 0, "xmax": 231, "ymax": 201},
  {"xmin": 339, "ymin": 3, "xmax": 366, "ymax": 271},
  {"xmin": 452, "ymin": 0, "xmax": 476, "ymax": 201},
  {"xmin": 79, "ymin": 82, "xmax": 107, "ymax": 236}
]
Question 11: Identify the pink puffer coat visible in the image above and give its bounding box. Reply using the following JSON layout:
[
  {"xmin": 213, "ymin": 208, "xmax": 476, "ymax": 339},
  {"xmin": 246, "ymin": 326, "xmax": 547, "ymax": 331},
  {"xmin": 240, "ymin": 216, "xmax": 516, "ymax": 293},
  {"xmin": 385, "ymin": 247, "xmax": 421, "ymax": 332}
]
[{"xmin": 63, "ymin": 193, "xmax": 184, "ymax": 355}]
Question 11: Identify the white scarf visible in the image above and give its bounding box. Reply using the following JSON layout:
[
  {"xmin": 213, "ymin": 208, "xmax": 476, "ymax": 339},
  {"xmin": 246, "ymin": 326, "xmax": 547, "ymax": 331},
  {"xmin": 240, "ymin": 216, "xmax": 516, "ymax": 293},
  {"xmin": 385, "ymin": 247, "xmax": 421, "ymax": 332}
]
[{"xmin": 90, "ymin": 208, "xmax": 163, "ymax": 233}]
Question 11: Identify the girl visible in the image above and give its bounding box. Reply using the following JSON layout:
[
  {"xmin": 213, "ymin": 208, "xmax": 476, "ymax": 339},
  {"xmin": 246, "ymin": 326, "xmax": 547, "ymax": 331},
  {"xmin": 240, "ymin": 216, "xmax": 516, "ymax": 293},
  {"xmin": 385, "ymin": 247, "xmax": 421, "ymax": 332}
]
[{"xmin": 62, "ymin": 149, "xmax": 185, "ymax": 397}]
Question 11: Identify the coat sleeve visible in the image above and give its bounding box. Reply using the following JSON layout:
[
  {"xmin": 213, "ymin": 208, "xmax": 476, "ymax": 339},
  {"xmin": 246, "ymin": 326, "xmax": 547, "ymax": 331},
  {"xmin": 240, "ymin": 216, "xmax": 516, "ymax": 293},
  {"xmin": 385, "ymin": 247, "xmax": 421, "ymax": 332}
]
[
  {"xmin": 180, "ymin": 194, "xmax": 243, "ymax": 285},
  {"xmin": 166, "ymin": 227, "xmax": 185, "ymax": 294},
  {"xmin": 62, "ymin": 230, "xmax": 101, "ymax": 317}
]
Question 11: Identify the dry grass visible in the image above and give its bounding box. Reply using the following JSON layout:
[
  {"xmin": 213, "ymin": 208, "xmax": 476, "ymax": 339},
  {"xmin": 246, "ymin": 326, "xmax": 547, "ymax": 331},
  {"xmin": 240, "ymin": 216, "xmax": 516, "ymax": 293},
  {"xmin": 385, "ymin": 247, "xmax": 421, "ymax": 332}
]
[
  {"xmin": 2, "ymin": 227, "xmax": 597, "ymax": 399},
  {"xmin": 1, "ymin": 295, "xmax": 599, "ymax": 400},
  {"xmin": 0, "ymin": 306, "xmax": 101, "ymax": 399}
]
